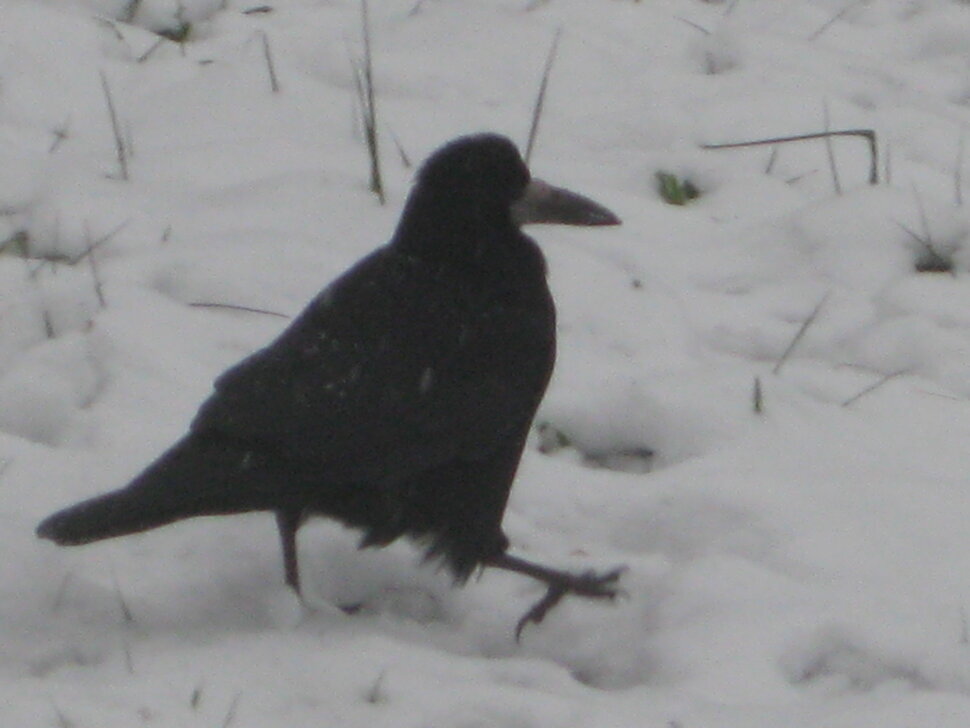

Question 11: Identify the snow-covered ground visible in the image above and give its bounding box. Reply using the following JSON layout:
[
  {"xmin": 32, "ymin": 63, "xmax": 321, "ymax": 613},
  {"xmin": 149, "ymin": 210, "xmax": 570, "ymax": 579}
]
[{"xmin": 5, "ymin": 0, "xmax": 970, "ymax": 725}]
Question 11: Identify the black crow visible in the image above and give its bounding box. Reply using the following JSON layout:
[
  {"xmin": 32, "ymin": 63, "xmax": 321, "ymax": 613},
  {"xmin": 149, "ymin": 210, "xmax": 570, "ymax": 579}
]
[{"xmin": 37, "ymin": 133, "xmax": 622, "ymax": 636}]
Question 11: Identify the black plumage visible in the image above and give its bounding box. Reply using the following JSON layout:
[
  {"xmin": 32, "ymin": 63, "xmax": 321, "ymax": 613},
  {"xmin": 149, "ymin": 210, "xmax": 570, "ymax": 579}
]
[{"xmin": 37, "ymin": 133, "xmax": 622, "ymax": 635}]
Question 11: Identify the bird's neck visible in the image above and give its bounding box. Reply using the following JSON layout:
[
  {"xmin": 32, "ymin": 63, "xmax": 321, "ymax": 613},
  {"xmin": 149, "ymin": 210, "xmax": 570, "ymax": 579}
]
[{"xmin": 390, "ymin": 187, "xmax": 521, "ymax": 266}]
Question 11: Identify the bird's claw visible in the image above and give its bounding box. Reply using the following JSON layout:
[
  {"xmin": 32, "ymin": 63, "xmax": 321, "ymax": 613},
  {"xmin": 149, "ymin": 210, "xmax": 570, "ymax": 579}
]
[
  {"xmin": 567, "ymin": 566, "xmax": 627, "ymax": 598},
  {"xmin": 514, "ymin": 565, "xmax": 625, "ymax": 642}
]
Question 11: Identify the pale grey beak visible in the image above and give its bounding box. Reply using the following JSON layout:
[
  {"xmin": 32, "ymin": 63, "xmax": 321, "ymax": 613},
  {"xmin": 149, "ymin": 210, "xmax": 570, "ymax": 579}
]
[{"xmin": 511, "ymin": 178, "xmax": 621, "ymax": 227}]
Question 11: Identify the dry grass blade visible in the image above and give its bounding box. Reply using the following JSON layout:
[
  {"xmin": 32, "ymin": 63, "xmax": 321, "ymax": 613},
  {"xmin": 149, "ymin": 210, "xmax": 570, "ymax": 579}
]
[
  {"xmin": 906, "ymin": 182, "xmax": 955, "ymax": 275},
  {"xmin": 121, "ymin": 0, "xmax": 142, "ymax": 23},
  {"xmin": 363, "ymin": 670, "xmax": 388, "ymax": 704},
  {"xmin": 841, "ymin": 369, "xmax": 907, "ymax": 407},
  {"xmin": 221, "ymin": 692, "xmax": 243, "ymax": 728},
  {"xmin": 773, "ymin": 292, "xmax": 830, "ymax": 375},
  {"xmin": 52, "ymin": 571, "xmax": 73, "ymax": 611},
  {"xmin": 49, "ymin": 119, "xmax": 70, "ymax": 153},
  {"xmin": 703, "ymin": 128, "xmax": 878, "ymax": 186},
  {"xmin": 81, "ymin": 220, "xmax": 126, "ymax": 308},
  {"xmin": 911, "ymin": 181, "xmax": 933, "ymax": 246},
  {"xmin": 956, "ymin": 130, "xmax": 965, "ymax": 206},
  {"xmin": 883, "ymin": 139, "xmax": 892, "ymax": 186},
  {"xmin": 121, "ymin": 633, "xmax": 135, "ymax": 675},
  {"xmin": 822, "ymin": 100, "xmax": 842, "ymax": 195},
  {"xmin": 674, "ymin": 16, "xmax": 711, "ymax": 36},
  {"xmin": 808, "ymin": 0, "xmax": 869, "ymax": 41},
  {"xmin": 110, "ymin": 566, "xmax": 135, "ymax": 623},
  {"xmin": 27, "ymin": 258, "xmax": 57, "ymax": 338},
  {"xmin": 188, "ymin": 301, "xmax": 290, "ymax": 318},
  {"xmin": 764, "ymin": 146, "xmax": 778, "ymax": 175},
  {"xmin": 72, "ymin": 219, "xmax": 129, "ymax": 265},
  {"xmin": 359, "ymin": 0, "xmax": 384, "ymax": 203},
  {"xmin": 99, "ymin": 70, "xmax": 129, "ymax": 181},
  {"xmin": 260, "ymin": 31, "xmax": 280, "ymax": 93},
  {"xmin": 0, "ymin": 230, "xmax": 29, "ymax": 257},
  {"xmin": 389, "ymin": 128, "xmax": 412, "ymax": 169},
  {"xmin": 895, "ymin": 220, "xmax": 953, "ymax": 275},
  {"xmin": 136, "ymin": 36, "xmax": 165, "ymax": 63},
  {"xmin": 190, "ymin": 682, "xmax": 204, "ymax": 709},
  {"xmin": 524, "ymin": 27, "xmax": 562, "ymax": 165},
  {"xmin": 41, "ymin": 307, "xmax": 55, "ymax": 339},
  {"xmin": 49, "ymin": 699, "xmax": 75, "ymax": 728},
  {"xmin": 85, "ymin": 238, "xmax": 107, "ymax": 308}
]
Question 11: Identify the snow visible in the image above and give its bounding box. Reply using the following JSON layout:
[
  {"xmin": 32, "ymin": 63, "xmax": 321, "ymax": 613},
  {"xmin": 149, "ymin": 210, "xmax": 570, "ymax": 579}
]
[{"xmin": 5, "ymin": 0, "xmax": 970, "ymax": 725}]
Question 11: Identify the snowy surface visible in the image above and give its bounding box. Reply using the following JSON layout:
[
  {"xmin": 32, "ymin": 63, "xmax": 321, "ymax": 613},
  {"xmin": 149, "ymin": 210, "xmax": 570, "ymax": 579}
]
[{"xmin": 5, "ymin": 0, "xmax": 970, "ymax": 725}]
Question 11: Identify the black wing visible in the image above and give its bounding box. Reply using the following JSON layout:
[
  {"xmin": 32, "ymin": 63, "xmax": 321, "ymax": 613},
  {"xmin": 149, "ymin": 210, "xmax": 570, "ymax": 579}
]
[{"xmin": 190, "ymin": 246, "xmax": 554, "ymax": 485}]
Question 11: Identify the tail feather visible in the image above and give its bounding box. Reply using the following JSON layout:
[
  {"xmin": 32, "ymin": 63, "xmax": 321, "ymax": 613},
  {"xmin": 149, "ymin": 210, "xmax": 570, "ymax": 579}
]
[{"xmin": 37, "ymin": 434, "xmax": 287, "ymax": 546}]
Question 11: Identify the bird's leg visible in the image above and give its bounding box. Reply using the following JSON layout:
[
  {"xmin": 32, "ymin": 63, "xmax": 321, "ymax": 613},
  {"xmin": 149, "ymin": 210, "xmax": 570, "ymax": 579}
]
[
  {"xmin": 275, "ymin": 509, "xmax": 303, "ymax": 596},
  {"xmin": 485, "ymin": 552, "xmax": 625, "ymax": 641}
]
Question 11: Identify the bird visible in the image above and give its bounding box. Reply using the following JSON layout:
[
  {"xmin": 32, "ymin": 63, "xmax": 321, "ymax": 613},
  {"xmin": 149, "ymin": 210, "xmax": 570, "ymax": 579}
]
[{"xmin": 37, "ymin": 133, "xmax": 623, "ymax": 637}]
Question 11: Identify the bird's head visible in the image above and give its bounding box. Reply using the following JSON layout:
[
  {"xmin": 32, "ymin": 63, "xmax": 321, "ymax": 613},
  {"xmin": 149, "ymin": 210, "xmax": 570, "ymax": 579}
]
[
  {"xmin": 407, "ymin": 133, "xmax": 620, "ymax": 231},
  {"xmin": 417, "ymin": 134, "xmax": 531, "ymax": 212}
]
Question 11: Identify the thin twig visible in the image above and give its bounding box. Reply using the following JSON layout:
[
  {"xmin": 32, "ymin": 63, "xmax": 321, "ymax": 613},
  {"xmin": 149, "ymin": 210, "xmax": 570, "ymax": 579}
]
[
  {"xmin": 773, "ymin": 292, "xmax": 830, "ymax": 375},
  {"xmin": 99, "ymin": 70, "xmax": 129, "ymax": 181},
  {"xmin": 702, "ymin": 128, "xmax": 878, "ymax": 186},
  {"xmin": 524, "ymin": 27, "xmax": 562, "ymax": 165},
  {"xmin": 752, "ymin": 376, "xmax": 763, "ymax": 414}
]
